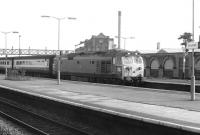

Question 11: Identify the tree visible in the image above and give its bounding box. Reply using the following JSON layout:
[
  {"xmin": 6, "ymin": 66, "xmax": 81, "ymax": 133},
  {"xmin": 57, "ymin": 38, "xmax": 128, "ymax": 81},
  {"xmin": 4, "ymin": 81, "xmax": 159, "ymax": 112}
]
[
  {"xmin": 178, "ymin": 32, "xmax": 192, "ymax": 79},
  {"xmin": 178, "ymin": 32, "xmax": 193, "ymax": 53},
  {"xmin": 178, "ymin": 32, "xmax": 192, "ymax": 46}
]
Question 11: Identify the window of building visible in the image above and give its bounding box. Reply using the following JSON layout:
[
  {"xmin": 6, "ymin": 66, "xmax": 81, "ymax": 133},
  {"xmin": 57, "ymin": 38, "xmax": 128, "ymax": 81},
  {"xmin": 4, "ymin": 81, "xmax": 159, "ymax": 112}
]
[{"xmin": 90, "ymin": 60, "xmax": 94, "ymax": 64}]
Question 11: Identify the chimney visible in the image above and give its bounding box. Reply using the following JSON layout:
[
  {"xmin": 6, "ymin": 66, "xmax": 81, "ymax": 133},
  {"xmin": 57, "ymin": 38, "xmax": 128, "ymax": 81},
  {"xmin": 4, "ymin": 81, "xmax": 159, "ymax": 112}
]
[{"xmin": 157, "ymin": 42, "xmax": 160, "ymax": 50}]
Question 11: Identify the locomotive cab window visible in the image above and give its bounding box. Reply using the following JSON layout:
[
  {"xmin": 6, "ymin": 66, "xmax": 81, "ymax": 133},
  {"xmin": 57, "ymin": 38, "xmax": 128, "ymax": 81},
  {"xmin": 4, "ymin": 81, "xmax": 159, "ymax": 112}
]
[{"xmin": 90, "ymin": 60, "xmax": 94, "ymax": 64}]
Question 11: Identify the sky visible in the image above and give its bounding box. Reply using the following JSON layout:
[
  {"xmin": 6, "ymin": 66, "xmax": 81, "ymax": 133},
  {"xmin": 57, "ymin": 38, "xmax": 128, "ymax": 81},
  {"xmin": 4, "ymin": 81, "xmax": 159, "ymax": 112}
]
[{"xmin": 0, "ymin": 0, "xmax": 200, "ymax": 51}]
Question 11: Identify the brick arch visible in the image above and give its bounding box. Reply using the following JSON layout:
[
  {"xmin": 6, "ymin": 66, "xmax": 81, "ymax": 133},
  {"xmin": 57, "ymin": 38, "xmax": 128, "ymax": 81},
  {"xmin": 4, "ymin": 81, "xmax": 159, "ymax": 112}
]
[
  {"xmin": 149, "ymin": 57, "xmax": 160, "ymax": 69},
  {"xmin": 162, "ymin": 56, "xmax": 176, "ymax": 69},
  {"xmin": 150, "ymin": 59, "xmax": 159, "ymax": 69},
  {"xmin": 195, "ymin": 56, "xmax": 200, "ymax": 70},
  {"xmin": 149, "ymin": 57, "xmax": 160, "ymax": 77},
  {"xmin": 162, "ymin": 56, "xmax": 176, "ymax": 78},
  {"xmin": 142, "ymin": 56, "xmax": 151, "ymax": 68},
  {"xmin": 195, "ymin": 56, "xmax": 200, "ymax": 79}
]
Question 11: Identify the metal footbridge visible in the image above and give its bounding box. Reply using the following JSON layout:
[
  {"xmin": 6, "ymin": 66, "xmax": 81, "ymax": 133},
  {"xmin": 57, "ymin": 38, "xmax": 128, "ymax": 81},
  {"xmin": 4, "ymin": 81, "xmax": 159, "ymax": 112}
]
[{"xmin": 0, "ymin": 48, "xmax": 74, "ymax": 56}]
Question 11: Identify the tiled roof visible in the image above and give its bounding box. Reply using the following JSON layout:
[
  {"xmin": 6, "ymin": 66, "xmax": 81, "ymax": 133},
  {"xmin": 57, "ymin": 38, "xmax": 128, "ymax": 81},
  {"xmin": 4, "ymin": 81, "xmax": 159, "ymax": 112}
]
[
  {"xmin": 136, "ymin": 50, "xmax": 158, "ymax": 54},
  {"xmin": 157, "ymin": 48, "xmax": 183, "ymax": 53}
]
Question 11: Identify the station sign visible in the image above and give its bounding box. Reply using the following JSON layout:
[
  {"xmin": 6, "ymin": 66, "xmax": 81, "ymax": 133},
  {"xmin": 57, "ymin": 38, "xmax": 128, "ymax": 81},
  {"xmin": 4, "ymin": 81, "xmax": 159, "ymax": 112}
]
[{"xmin": 187, "ymin": 42, "xmax": 198, "ymax": 49}]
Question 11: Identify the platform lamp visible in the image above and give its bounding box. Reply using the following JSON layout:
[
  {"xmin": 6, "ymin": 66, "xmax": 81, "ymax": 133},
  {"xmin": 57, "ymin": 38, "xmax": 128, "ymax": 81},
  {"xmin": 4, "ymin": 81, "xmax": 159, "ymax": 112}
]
[
  {"xmin": 1, "ymin": 31, "xmax": 19, "ymax": 79},
  {"xmin": 19, "ymin": 35, "xmax": 21, "ymax": 57},
  {"xmin": 41, "ymin": 15, "xmax": 76, "ymax": 85},
  {"xmin": 191, "ymin": 0, "xmax": 195, "ymax": 101},
  {"xmin": 115, "ymin": 36, "xmax": 135, "ymax": 50}
]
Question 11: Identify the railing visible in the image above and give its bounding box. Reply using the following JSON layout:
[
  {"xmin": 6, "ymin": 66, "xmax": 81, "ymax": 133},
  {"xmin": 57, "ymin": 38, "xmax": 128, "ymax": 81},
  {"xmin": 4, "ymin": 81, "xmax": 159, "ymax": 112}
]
[{"xmin": 0, "ymin": 49, "xmax": 74, "ymax": 56}]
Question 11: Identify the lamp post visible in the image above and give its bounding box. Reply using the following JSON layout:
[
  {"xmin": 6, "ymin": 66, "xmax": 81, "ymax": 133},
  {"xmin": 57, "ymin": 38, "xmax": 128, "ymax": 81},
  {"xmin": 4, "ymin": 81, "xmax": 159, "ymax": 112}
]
[
  {"xmin": 115, "ymin": 36, "xmax": 135, "ymax": 50},
  {"xmin": 41, "ymin": 15, "xmax": 76, "ymax": 85},
  {"xmin": 191, "ymin": 0, "xmax": 195, "ymax": 101},
  {"xmin": 182, "ymin": 46, "xmax": 187, "ymax": 79},
  {"xmin": 1, "ymin": 31, "xmax": 19, "ymax": 79},
  {"xmin": 19, "ymin": 35, "xmax": 21, "ymax": 57}
]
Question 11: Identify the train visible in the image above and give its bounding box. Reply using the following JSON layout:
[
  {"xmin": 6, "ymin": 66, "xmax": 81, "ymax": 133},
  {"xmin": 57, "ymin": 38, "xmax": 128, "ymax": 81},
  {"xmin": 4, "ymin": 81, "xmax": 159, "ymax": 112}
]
[{"xmin": 0, "ymin": 50, "xmax": 144, "ymax": 85}]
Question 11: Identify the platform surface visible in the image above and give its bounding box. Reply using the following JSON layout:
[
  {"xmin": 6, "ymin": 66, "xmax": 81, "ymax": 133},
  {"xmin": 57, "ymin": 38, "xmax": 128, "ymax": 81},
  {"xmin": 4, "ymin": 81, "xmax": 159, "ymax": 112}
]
[
  {"xmin": 144, "ymin": 77, "xmax": 200, "ymax": 85},
  {"xmin": 0, "ymin": 75, "xmax": 200, "ymax": 133}
]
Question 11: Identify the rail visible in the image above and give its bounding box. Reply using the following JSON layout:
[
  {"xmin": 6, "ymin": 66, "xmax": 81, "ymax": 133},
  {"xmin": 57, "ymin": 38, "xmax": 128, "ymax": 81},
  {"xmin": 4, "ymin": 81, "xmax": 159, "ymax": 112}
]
[{"xmin": 0, "ymin": 97, "xmax": 90, "ymax": 135}]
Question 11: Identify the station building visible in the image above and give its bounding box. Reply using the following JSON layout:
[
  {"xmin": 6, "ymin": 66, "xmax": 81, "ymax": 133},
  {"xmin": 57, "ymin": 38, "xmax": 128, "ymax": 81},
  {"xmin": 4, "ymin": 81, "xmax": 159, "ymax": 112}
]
[
  {"xmin": 141, "ymin": 48, "xmax": 200, "ymax": 80},
  {"xmin": 75, "ymin": 33, "xmax": 116, "ymax": 53}
]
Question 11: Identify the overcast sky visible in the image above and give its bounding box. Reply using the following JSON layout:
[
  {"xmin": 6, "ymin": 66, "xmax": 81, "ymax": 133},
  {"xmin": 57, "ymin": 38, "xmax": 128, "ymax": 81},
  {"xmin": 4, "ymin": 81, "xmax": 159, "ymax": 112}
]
[{"xmin": 0, "ymin": 0, "xmax": 200, "ymax": 51}]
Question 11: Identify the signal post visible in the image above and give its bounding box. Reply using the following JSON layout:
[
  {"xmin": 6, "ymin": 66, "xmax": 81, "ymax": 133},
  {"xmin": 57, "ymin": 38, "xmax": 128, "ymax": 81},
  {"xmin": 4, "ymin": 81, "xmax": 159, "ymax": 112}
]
[{"xmin": 187, "ymin": 41, "xmax": 198, "ymax": 101}]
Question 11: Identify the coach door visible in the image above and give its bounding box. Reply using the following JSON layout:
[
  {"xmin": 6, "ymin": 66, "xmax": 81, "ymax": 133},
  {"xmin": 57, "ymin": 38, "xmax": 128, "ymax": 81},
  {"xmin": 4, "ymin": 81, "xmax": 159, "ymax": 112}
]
[{"xmin": 101, "ymin": 60, "xmax": 111, "ymax": 73}]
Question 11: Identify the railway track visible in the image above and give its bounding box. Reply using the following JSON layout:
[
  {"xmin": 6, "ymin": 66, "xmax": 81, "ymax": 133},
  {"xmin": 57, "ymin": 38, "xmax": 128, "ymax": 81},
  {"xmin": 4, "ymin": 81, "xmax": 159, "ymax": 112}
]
[{"xmin": 0, "ymin": 97, "xmax": 91, "ymax": 135}]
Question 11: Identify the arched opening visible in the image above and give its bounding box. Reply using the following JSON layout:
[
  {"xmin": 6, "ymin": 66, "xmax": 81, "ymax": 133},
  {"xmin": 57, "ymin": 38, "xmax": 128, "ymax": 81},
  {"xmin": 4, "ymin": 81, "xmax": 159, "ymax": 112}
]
[
  {"xmin": 143, "ymin": 59, "xmax": 147, "ymax": 77},
  {"xmin": 150, "ymin": 59, "xmax": 159, "ymax": 77},
  {"xmin": 163, "ymin": 59, "xmax": 174, "ymax": 78},
  {"xmin": 195, "ymin": 59, "xmax": 200, "ymax": 79}
]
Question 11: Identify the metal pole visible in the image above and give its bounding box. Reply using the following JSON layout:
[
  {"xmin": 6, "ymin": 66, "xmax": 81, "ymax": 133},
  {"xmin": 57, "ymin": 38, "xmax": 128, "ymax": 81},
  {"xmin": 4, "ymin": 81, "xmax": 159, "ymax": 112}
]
[
  {"xmin": 57, "ymin": 19, "xmax": 61, "ymax": 85},
  {"xmin": 41, "ymin": 15, "xmax": 76, "ymax": 85},
  {"xmin": 124, "ymin": 38, "xmax": 126, "ymax": 50},
  {"xmin": 183, "ymin": 54, "xmax": 185, "ymax": 79},
  {"xmin": 118, "ymin": 11, "xmax": 121, "ymax": 49},
  {"xmin": 5, "ymin": 33, "xmax": 7, "ymax": 79},
  {"xmin": 191, "ymin": 0, "xmax": 195, "ymax": 101},
  {"xmin": 19, "ymin": 35, "xmax": 21, "ymax": 57}
]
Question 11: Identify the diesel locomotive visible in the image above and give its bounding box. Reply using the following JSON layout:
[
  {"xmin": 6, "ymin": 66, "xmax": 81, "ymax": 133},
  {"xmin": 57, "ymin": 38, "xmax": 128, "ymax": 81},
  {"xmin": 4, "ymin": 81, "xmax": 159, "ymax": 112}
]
[{"xmin": 0, "ymin": 50, "xmax": 144, "ymax": 85}]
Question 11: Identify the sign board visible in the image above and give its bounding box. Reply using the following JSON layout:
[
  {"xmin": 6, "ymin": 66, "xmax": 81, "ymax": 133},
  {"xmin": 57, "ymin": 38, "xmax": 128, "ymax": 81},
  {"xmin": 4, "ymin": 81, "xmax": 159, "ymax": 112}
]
[{"xmin": 187, "ymin": 42, "xmax": 198, "ymax": 49}]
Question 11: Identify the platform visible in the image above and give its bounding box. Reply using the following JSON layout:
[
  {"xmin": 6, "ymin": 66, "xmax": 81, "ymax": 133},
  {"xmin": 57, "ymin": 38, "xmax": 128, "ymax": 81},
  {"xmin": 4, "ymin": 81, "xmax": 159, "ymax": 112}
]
[
  {"xmin": 0, "ymin": 75, "xmax": 200, "ymax": 133},
  {"xmin": 143, "ymin": 77, "xmax": 200, "ymax": 85}
]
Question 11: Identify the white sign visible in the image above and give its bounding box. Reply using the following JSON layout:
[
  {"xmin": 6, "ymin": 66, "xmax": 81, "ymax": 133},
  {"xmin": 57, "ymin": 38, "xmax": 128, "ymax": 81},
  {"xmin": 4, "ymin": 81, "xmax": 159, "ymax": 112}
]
[{"xmin": 187, "ymin": 42, "xmax": 198, "ymax": 49}]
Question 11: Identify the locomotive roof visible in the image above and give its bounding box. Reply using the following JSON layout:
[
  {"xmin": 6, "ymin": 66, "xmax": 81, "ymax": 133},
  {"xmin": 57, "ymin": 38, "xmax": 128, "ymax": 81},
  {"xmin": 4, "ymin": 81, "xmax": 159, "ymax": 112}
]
[{"xmin": 66, "ymin": 49, "xmax": 140, "ymax": 58}]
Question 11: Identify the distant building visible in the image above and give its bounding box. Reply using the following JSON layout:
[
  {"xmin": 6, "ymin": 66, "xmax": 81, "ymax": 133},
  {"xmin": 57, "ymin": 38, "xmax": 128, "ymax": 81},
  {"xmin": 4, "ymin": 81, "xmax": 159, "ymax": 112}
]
[
  {"xmin": 75, "ymin": 33, "xmax": 116, "ymax": 53},
  {"xmin": 141, "ymin": 48, "xmax": 200, "ymax": 79}
]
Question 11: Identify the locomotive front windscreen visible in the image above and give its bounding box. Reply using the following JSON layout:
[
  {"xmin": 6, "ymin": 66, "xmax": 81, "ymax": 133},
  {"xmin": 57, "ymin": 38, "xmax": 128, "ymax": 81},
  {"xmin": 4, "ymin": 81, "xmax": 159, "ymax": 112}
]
[{"xmin": 122, "ymin": 56, "xmax": 142, "ymax": 65}]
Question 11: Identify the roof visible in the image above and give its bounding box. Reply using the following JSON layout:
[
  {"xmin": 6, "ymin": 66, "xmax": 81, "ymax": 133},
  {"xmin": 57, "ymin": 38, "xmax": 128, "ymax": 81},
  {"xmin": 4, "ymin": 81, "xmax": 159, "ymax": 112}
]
[
  {"xmin": 137, "ymin": 48, "xmax": 185, "ymax": 54},
  {"xmin": 66, "ymin": 49, "xmax": 140, "ymax": 58},
  {"xmin": 136, "ymin": 50, "xmax": 158, "ymax": 54},
  {"xmin": 157, "ymin": 48, "xmax": 183, "ymax": 53}
]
